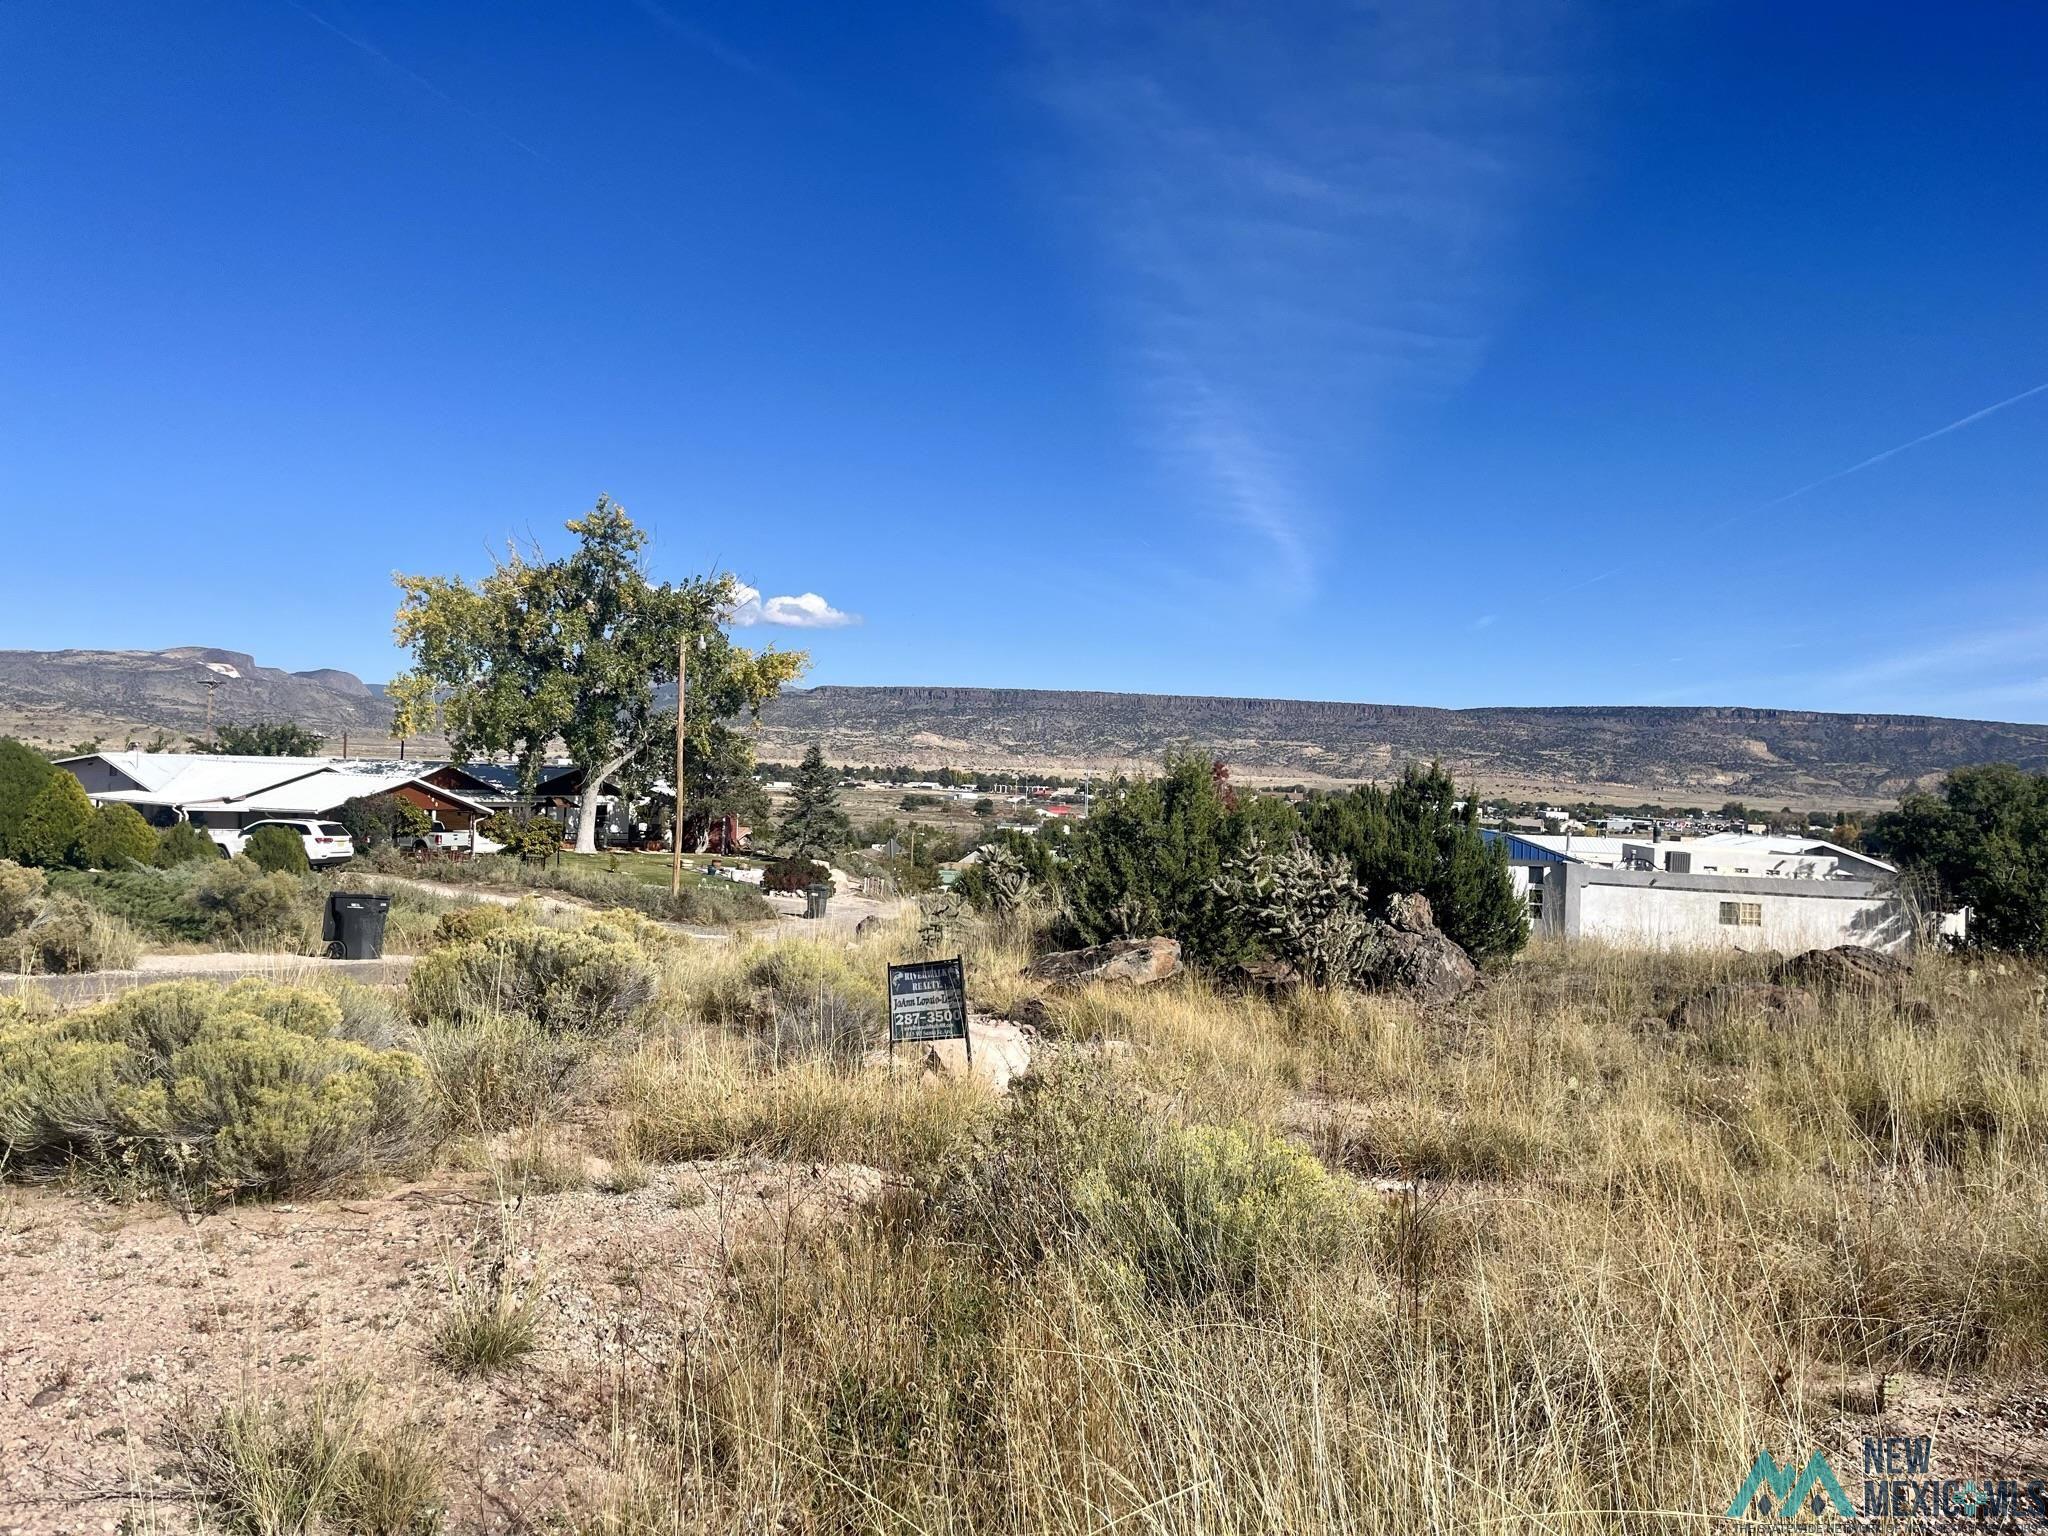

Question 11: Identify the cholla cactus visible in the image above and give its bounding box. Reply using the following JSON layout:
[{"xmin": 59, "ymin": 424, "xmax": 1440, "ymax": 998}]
[
  {"xmin": 1216, "ymin": 834, "xmax": 1379, "ymax": 988},
  {"xmin": 978, "ymin": 843, "xmax": 1032, "ymax": 914}
]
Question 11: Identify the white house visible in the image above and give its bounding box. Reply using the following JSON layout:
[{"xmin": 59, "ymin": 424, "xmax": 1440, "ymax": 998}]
[
  {"xmin": 1485, "ymin": 829, "xmax": 1951, "ymax": 954},
  {"xmin": 57, "ymin": 751, "xmax": 495, "ymax": 835}
]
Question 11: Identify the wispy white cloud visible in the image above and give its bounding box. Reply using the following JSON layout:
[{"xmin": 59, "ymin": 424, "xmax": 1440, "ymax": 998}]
[
  {"xmin": 625, "ymin": 0, "xmax": 808, "ymax": 102},
  {"xmin": 1566, "ymin": 378, "xmax": 2048, "ymax": 595},
  {"xmin": 726, "ymin": 582, "xmax": 859, "ymax": 630},
  {"xmin": 1014, "ymin": 2, "xmax": 1586, "ymax": 599},
  {"xmin": 282, "ymin": 0, "xmax": 548, "ymax": 162}
]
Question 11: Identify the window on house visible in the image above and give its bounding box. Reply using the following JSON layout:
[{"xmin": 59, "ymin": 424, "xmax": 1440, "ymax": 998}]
[
  {"xmin": 1527, "ymin": 884, "xmax": 1544, "ymax": 922},
  {"xmin": 1719, "ymin": 901, "xmax": 1762, "ymax": 927}
]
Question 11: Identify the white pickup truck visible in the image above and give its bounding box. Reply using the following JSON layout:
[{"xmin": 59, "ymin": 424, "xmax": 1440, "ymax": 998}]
[{"xmin": 413, "ymin": 827, "xmax": 506, "ymax": 857}]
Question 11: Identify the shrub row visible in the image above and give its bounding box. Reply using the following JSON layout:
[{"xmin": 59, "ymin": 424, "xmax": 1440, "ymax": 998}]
[{"xmin": 0, "ymin": 978, "xmax": 432, "ymax": 1202}]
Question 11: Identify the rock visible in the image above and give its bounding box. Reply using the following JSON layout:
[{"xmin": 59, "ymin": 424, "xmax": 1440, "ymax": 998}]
[
  {"xmin": 1023, "ymin": 937, "xmax": 1182, "ymax": 989},
  {"xmin": 1775, "ymin": 945, "xmax": 1911, "ymax": 993},
  {"xmin": 1667, "ymin": 982, "xmax": 1821, "ymax": 1032},
  {"xmin": 1384, "ymin": 891, "xmax": 1437, "ymax": 935},
  {"xmin": 1355, "ymin": 895, "xmax": 1479, "ymax": 1005},
  {"xmin": 1227, "ymin": 959, "xmax": 1302, "ymax": 998},
  {"xmin": 854, "ymin": 915, "xmax": 882, "ymax": 938},
  {"xmin": 1005, "ymin": 995, "xmax": 1054, "ymax": 1033},
  {"xmin": 869, "ymin": 1014, "xmax": 1032, "ymax": 1093}
]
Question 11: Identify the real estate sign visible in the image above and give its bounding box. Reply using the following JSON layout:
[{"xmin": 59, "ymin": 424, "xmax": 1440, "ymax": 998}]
[{"xmin": 887, "ymin": 957, "xmax": 968, "ymax": 1046}]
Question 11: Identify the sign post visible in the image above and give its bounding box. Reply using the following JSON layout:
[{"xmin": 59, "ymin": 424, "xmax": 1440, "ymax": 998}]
[{"xmin": 887, "ymin": 957, "xmax": 970, "ymax": 1067}]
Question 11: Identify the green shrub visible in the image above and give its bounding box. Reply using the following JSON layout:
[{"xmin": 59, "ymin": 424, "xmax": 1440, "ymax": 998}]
[
  {"xmin": 333, "ymin": 792, "xmax": 429, "ymax": 851},
  {"xmin": 1300, "ymin": 763, "xmax": 1528, "ymax": 964},
  {"xmin": 81, "ymin": 803, "xmax": 159, "ymax": 869},
  {"xmin": 0, "ymin": 891, "xmax": 140, "ymax": 974},
  {"xmin": 763, "ymin": 856, "xmax": 829, "ymax": 894},
  {"xmin": 191, "ymin": 860, "xmax": 316, "ymax": 949},
  {"xmin": 11, "ymin": 772, "xmax": 94, "ymax": 869},
  {"xmin": 480, "ymin": 811, "xmax": 561, "ymax": 862},
  {"xmin": 1057, "ymin": 752, "xmax": 1292, "ymax": 964},
  {"xmin": 428, "ymin": 902, "xmax": 518, "ymax": 949},
  {"xmin": 47, "ymin": 867, "xmax": 214, "ymax": 942},
  {"xmin": 406, "ymin": 921, "xmax": 658, "ymax": 1033},
  {"xmin": 947, "ymin": 1058, "xmax": 1359, "ymax": 1306},
  {"xmin": 0, "ymin": 859, "xmax": 46, "ymax": 936},
  {"xmin": 244, "ymin": 824, "xmax": 310, "ymax": 875},
  {"xmin": 0, "ymin": 978, "xmax": 433, "ymax": 1201},
  {"xmin": 0, "ymin": 738, "xmax": 56, "ymax": 864},
  {"xmin": 155, "ymin": 820, "xmax": 222, "ymax": 867}
]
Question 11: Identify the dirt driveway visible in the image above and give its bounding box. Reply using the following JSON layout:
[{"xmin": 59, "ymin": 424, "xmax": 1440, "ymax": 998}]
[{"xmin": 0, "ymin": 1161, "xmax": 882, "ymax": 1535}]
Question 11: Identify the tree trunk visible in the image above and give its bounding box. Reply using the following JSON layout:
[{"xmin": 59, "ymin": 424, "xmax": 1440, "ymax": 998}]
[{"xmin": 573, "ymin": 748, "xmax": 638, "ymax": 854}]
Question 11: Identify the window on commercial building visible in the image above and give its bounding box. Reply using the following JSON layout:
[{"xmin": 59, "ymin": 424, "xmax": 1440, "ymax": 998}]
[
  {"xmin": 1527, "ymin": 884, "xmax": 1544, "ymax": 922},
  {"xmin": 1719, "ymin": 901, "xmax": 1762, "ymax": 927}
]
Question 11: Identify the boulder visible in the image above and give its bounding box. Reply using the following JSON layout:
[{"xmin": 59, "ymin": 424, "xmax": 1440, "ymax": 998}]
[
  {"xmin": 870, "ymin": 1014, "xmax": 1032, "ymax": 1093},
  {"xmin": 1350, "ymin": 893, "xmax": 1479, "ymax": 1006},
  {"xmin": 1023, "ymin": 937, "xmax": 1182, "ymax": 990},
  {"xmin": 1360, "ymin": 919, "xmax": 1479, "ymax": 1006},
  {"xmin": 1667, "ymin": 982, "xmax": 1822, "ymax": 1032},
  {"xmin": 854, "ymin": 914, "xmax": 883, "ymax": 938},
  {"xmin": 1775, "ymin": 945, "xmax": 1911, "ymax": 993}
]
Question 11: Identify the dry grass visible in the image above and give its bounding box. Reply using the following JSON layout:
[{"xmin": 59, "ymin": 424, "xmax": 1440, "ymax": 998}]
[
  {"xmin": 177, "ymin": 1380, "xmax": 441, "ymax": 1535},
  {"xmin": 569, "ymin": 927, "xmax": 2048, "ymax": 1534}
]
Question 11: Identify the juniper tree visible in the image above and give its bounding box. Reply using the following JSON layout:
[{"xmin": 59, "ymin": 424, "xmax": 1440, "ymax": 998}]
[{"xmin": 776, "ymin": 745, "xmax": 852, "ymax": 861}]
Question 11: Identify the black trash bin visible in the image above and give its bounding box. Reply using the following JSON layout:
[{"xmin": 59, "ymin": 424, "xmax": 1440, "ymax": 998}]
[
  {"xmin": 324, "ymin": 891, "xmax": 391, "ymax": 959},
  {"xmin": 803, "ymin": 882, "xmax": 833, "ymax": 920}
]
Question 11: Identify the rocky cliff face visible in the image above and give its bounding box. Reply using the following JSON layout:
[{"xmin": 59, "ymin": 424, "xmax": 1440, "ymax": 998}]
[
  {"xmin": 756, "ymin": 686, "xmax": 2048, "ymax": 803},
  {"xmin": 3, "ymin": 653, "xmax": 2041, "ymax": 804},
  {"xmin": 0, "ymin": 647, "xmax": 394, "ymax": 744}
]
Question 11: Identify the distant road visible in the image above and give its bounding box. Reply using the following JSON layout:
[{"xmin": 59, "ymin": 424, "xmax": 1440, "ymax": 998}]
[{"xmin": 1, "ymin": 953, "xmax": 416, "ymax": 1007}]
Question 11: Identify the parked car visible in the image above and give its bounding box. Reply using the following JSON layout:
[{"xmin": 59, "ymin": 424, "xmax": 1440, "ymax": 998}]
[{"xmin": 208, "ymin": 819, "xmax": 356, "ymax": 868}]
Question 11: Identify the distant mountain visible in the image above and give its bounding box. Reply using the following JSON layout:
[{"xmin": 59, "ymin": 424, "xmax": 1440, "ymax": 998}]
[
  {"xmin": 5, "ymin": 650, "xmax": 2043, "ymax": 806},
  {"xmin": 0, "ymin": 647, "xmax": 394, "ymax": 749},
  {"xmin": 755, "ymin": 685, "xmax": 2048, "ymax": 806}
]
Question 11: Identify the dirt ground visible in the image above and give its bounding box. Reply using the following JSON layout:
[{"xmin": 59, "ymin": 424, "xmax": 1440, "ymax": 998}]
[{"xmin": 0, "ymin": 1161, "xmax": 885, "ymax": 1535}]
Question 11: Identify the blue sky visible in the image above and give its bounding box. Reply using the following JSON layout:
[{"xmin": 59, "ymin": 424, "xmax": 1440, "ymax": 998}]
[{"xmin": 2, "ymin": 2, "xmax": 2044, "ymax": 720}]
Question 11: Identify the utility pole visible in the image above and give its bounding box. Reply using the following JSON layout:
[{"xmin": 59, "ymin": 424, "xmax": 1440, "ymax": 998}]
[
  {"xmin": 671, "ymin": 631, "xmax": 687, "ymax": 898},
  {"xmin": 204, "ymin": 678, "xmax": 219, "ymax": 748}
]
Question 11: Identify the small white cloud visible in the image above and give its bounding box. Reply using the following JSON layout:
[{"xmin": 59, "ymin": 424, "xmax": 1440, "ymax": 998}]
[
  {"xmin": 1470, "ymin": 613, "xmax": 1498, "ymax": 631},
  {"xmin": 726, "ymin": 582, "xmax": 860, "ymax": 629}
]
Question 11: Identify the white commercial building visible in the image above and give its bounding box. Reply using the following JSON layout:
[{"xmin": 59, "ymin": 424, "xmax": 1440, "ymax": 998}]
[{"xmin": 1486, "ymin": 830, "xmax": 1948, "ymax": 954}]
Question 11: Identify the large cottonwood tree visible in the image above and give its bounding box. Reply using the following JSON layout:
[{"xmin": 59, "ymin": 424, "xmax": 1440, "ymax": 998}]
[{"xmin": 391, "ymin": 497, "xmax": 804, "ymax": 853}]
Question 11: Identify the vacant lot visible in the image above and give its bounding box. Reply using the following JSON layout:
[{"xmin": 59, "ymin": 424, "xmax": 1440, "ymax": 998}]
[{"xmin": 3, "ymin": 912, "xmax": 2045, "ymax": 1533}]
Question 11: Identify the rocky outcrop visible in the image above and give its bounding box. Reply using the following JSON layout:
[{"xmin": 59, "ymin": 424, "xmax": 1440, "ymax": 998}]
[
  {"xmin": 1356, "ymin": 893, "xmax": 1480, "ymax": 1006},
  {"xmin": 1774, "ymin": 946, "xmax": 1911, "ymax": 993},
  {"xmin": 755, "ymin": 684, "xmax": 2048, "ymax": 802},
  {"xmin": 1023, "ymin": 937, "xmax": 1181, "ymax": 989}
]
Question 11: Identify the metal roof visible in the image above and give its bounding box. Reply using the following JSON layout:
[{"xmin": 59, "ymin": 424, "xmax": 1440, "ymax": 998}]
[{"xmin": 57, "ymin": 752, "xmax": 489, "ymax": 817}]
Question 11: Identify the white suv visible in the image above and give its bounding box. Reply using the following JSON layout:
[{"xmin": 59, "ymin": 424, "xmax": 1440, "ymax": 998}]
[{"xmin": 210, "ymin": 819, "xmax": 356, "ymax": 868}]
